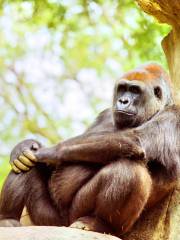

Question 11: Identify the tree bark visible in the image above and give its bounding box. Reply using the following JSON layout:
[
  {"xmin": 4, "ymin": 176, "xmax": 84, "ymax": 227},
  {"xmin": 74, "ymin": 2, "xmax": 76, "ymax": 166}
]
[{"xmin": 162, "ymin": 27, "xmax": 180, "ymax": 100}]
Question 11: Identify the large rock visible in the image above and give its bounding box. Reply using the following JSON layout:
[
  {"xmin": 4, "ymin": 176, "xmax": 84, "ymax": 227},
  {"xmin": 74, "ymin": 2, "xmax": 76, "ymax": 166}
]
[{"xmin": 0, "ymin": 226, "xmax": 120, "ymax": 240}]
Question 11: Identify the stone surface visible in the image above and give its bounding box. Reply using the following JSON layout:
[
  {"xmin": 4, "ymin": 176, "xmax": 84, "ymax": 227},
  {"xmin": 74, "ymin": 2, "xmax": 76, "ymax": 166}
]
[{"xmin": 0, "ymin": 226, "xmax": 121, "ymax": 240}]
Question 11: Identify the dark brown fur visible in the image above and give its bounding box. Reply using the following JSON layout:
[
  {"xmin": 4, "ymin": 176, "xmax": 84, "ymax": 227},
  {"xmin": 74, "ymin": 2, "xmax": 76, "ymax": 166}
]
[{"xmin": 0, "ymin": 63, "xmax": 179, "ymax": 237}]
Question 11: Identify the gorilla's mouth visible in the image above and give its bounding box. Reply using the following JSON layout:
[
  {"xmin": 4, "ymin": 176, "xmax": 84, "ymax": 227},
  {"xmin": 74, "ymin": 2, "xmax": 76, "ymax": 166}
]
[{"xmin": 115, "ymin": 110, "xmax": 136, "ymax": 116}]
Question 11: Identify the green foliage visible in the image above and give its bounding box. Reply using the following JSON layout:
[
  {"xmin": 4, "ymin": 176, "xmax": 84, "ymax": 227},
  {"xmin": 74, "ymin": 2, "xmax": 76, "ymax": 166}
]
[{"xmin": 0, "ymin": 0, "xmax": 171, "ymax": 187}]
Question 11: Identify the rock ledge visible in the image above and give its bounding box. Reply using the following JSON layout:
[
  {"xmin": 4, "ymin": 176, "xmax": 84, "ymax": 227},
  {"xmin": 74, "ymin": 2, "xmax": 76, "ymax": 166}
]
[{"xmin": 0, "ymin": 226, "xmax": 121, "ymax": 240}]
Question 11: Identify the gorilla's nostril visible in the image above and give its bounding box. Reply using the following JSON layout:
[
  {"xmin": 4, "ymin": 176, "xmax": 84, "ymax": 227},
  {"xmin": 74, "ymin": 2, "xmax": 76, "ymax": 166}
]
[{"xmin": 119, "ymin": 99, "xmax": 129, "ymax": 105}]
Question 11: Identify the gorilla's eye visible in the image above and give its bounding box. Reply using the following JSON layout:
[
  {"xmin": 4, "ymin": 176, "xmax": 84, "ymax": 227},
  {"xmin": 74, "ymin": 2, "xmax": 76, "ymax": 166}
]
[
  {"xmin": 154, "ymin": 86, "xmax": 162, "ymax": 99},
  {"xmin": 117, "ymin": 84, "xmax": 127, "ymax": 92},
  {"xmin": 129, "ymin": 86, "xmax": 141, "ymax": 94}
]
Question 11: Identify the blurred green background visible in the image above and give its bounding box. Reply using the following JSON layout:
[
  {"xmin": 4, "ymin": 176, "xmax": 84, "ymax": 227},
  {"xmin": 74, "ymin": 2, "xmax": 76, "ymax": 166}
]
[{"xmin": 0, "ymin": 0, "xmax": 171, "ymax": 187}]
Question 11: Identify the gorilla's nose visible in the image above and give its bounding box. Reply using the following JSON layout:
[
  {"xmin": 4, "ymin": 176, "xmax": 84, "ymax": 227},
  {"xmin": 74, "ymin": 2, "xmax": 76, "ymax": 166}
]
[{"xmin": 118, "ymin": 97, "xmax": 130, "ymax": 106}]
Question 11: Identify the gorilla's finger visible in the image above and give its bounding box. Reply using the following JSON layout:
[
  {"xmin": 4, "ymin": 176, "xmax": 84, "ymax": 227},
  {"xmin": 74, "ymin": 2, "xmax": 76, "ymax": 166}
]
[
  {"xmin": 19, "ymin": 155, "xmax": 35, "ymax": 167},
  {"xmin": 23, "ymin": 150, "xmax": 37, "ymax": 162},
  {"xmin": 10, "ymin": 163, "xmax": 21, "ymax": 173},
  {"xmin": 14, "ymin": 159, "xmax": 30, "ymax": 171}
]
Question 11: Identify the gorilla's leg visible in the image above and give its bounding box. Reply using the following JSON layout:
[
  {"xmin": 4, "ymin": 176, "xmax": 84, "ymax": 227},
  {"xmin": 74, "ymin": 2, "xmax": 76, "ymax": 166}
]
[
  {"xmin": 69, "ymin": 160, "xmax": 152, "ymax": 235},
  {"xmin": 0, "ymin": 171, "xmax": 25, "ymax": 226},
  {"xmin": 49, "ymin": 163, "xmax": 100, "ymax": 226},
  {"xmin": 0, "ymin": 166, "xmax": 62, "ymax": 226}
]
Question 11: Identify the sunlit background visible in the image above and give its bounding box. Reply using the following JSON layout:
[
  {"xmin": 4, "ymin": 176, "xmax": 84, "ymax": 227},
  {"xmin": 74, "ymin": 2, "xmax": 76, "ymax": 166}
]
[{"xmin": 0, "ymin": 0, "xmax": 170, "ymax": 187}]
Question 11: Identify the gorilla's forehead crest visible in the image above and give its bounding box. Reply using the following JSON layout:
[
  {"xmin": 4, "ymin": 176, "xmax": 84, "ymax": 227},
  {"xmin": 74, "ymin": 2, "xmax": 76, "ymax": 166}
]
[{"xmin": 121, "ymin": 63, "xmax": 171, "ymax": 84}]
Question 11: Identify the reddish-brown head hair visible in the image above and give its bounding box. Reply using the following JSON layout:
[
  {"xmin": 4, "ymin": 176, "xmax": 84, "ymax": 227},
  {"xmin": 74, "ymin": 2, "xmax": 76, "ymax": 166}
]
[{"xmin": 121, "ymin": 63, "xmax": 171, "ymax": 85}]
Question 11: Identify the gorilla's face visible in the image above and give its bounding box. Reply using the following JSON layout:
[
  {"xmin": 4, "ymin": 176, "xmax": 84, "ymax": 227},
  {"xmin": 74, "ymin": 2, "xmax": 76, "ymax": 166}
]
[{"xmin": 113, "ymin": 76, "xmax": 172, "ymax": 129}]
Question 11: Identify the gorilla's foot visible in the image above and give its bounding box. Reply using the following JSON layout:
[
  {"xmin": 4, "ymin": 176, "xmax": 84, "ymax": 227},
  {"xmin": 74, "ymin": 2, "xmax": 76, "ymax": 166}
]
[
  {"xmin": 0, "ymin": 219, "xmax": 21, "ymax": 227},
  {"xmin": 70, "ymin": 216, "xmax": 112, "ymax": 234}
]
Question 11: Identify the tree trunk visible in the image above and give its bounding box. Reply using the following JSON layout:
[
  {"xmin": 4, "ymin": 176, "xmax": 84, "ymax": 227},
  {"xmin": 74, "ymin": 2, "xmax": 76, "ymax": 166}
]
[{"xmin": 162, "ymin": 27, "xmax": 180, "ymax": 101}]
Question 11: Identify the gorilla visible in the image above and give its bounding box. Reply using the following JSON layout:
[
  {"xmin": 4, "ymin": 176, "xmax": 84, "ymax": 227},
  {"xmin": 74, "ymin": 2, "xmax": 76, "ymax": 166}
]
[{"xmin": 0, "ymin": 63, "xmax": 179, "ymax": 236}]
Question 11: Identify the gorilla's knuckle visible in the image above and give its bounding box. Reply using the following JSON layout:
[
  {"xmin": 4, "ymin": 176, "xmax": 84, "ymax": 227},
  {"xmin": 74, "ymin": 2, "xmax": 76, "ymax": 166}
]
[{"xmin": 136, "ymin": 146, "xmax": 146, "ymax": 157}]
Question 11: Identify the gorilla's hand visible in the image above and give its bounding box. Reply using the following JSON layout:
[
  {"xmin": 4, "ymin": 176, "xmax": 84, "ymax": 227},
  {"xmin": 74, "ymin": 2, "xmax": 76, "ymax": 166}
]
[{"xmin": 10, "ymin": 139, "xmax": 42, "ymax": 173}]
